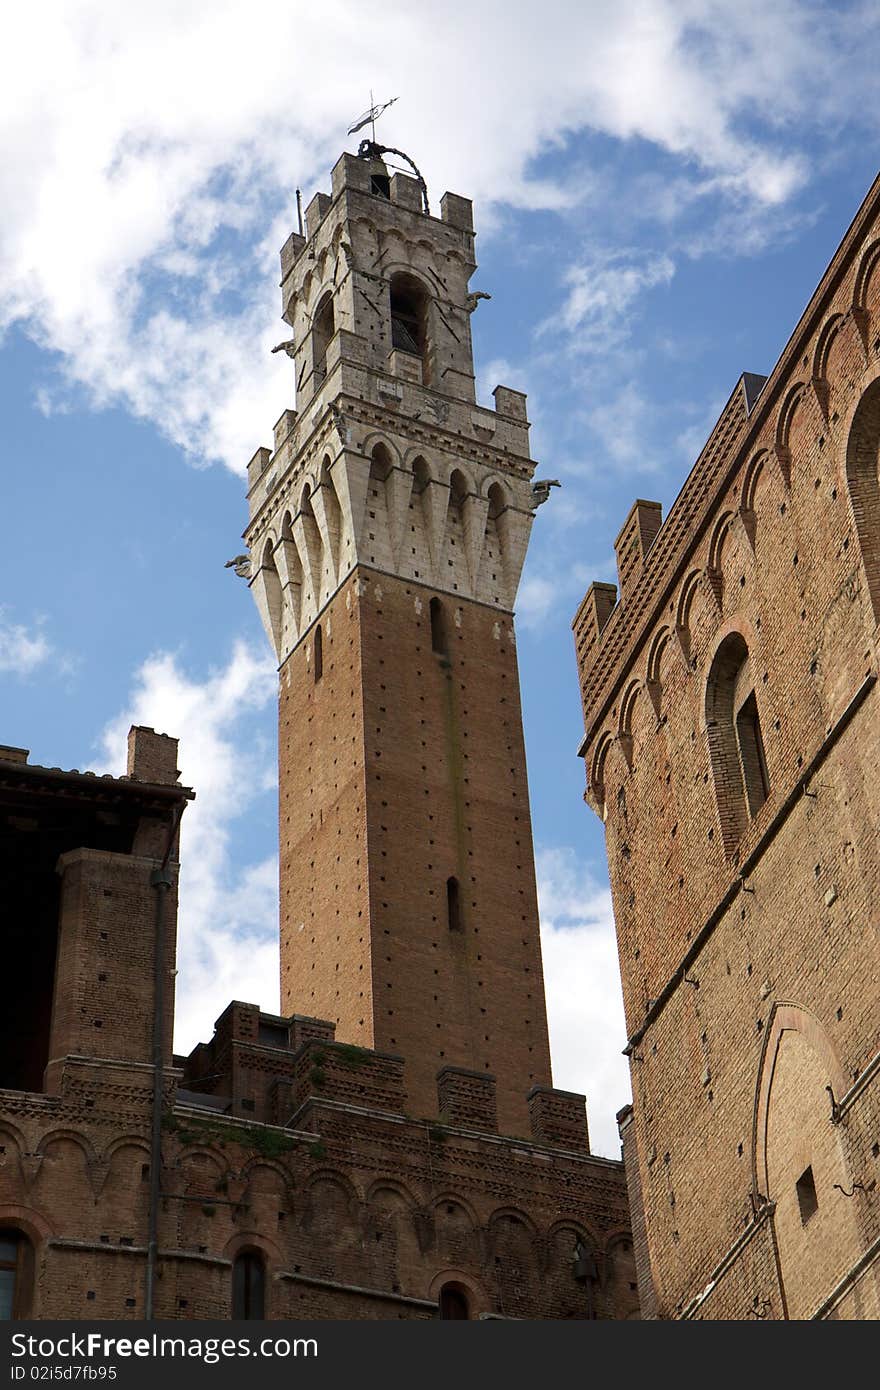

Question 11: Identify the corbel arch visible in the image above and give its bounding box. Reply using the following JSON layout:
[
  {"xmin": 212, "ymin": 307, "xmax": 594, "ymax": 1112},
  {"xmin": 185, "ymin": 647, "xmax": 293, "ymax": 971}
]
[
  {"xmin": 774, "ymin": 382, "xmax": 809, "ymax": 484},
  {"xmin": 618, "ymin": 679, "xmax": 641, "ymax": 768},
  {"xmin": 675, "ymin": 568, "xmax": 704, "ymax": 664},
  {"xmin": 645, "ymin": 626, "xmax": 672, "ymax": 717},
  {"xmin": 853, "ymin": 238, "xmax": 880, "ymax": 315},
  {"xmin": 741, "ymin": 449, "xmax": 771, "ymax": 547},
  {"xmin": 812, "ymin": 312, "xmax": 846, "ymax": 385},
  {"xmin": 706, "ymin": 511, "xmax": 735, "ymax": 610},
  {"xmin": 589, "ymin": 730, "xmax": 614, "ymax": 820},
  {"xmin": 844, "ymin": 374, "xmax": 880, "ymax": 621}
]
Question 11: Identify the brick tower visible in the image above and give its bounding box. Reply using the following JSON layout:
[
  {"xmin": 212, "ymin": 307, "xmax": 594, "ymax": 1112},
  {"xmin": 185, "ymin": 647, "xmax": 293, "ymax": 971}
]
[{"xmin": 244, "ymin": 147, "xmax": 553, "ymax": 1137}]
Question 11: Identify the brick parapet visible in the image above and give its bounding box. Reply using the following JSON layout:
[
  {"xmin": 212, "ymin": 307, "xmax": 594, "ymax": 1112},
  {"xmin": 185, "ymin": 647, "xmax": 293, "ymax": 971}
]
[
  {"xmin": 436, "ymin": 1066, "xmax": 498, "ymax": 1133},
  {"xmin": 575, "ymin": 170, "xmax": 880, "ymax": 752}
]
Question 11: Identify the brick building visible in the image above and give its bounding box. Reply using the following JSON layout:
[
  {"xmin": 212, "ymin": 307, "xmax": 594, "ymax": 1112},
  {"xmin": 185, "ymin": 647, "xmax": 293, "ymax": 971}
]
[
  {"xmin": 574, "ymin": 171, "xmax": 880, "ymax": 1319},
  {"xmin": 0, "ymin": 147, "xmax": 636, "ymax": 1322}
]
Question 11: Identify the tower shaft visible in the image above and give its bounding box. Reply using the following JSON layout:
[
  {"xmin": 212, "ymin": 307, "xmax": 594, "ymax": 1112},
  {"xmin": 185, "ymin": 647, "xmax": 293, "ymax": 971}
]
[{"xmin": 245, "ymin": 149, "xmax": 552, "ymax": 1135}]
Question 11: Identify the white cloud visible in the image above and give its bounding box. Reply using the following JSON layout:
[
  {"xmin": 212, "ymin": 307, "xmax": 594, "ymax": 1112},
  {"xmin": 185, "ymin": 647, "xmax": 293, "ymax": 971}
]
[
  {"xmin": 0, "ymin": 611, "xmax": 51, "ymax": 676},
  {"xmin": 555, "ymin": 249, "xmax": 675, "ymax": 344},
  {"xmin": 537, "ymin": 846, "xmax": 631, "ymax": 1158},
  {"xmin": 96, "ymin": 640, "xmax": 281, "ymax": 1053},
  {"xmin": 2, "ymin": 0, "xmax": 874, "ymax": 470}
]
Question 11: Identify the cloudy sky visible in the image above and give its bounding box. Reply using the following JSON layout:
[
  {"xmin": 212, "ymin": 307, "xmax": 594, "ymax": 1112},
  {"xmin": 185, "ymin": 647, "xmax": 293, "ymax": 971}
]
[{"xmin": 2, "ymin": 0, "xmax": 879, "ymax": 1156}]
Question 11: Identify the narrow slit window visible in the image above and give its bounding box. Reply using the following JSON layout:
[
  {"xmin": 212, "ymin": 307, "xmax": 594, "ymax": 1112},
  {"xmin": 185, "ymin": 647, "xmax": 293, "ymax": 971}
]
[
  {"xmin": 447, "ymin": 877, "xmax": 462, "ymax": 932},
  {"xmin": 796, "ymin": 1165, "xmax": 818, "ymax": 1225},
  {"xmin": 430, "ymin": 598, "xmax": 447, "ymax": 655},
  {"xmin": 232, "ymin": 1250, "xmax": 265, "ymax": 1319},
  {"xmin": 314, "ymin": 624, "xmax": 323, "ymax": 683}
]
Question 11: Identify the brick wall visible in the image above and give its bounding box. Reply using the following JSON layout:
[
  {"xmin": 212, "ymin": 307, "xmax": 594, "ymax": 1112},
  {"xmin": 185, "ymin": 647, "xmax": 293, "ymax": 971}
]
[{"xmin": 575, "ymin": 172, "xmax": 880, "ymax": 1317}]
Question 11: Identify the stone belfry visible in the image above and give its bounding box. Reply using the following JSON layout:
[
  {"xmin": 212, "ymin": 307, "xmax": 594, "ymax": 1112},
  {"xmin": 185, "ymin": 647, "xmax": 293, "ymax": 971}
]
[{"xmin": 244, "ymin": 147, "xmax": 553, "ymax": 1136}]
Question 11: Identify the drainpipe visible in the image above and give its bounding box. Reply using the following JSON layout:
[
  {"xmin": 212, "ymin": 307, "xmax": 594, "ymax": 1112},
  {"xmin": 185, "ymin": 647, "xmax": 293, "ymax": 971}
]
[{"xmin": 145, "ymin": 805, "xmax": 184, "ymax": 1321}]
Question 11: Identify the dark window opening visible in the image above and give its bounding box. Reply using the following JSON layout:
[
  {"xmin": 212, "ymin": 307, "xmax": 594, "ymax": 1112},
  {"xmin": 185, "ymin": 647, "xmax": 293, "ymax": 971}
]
[
  {"xmin": 0, "ymin": 1231, "xmax": 34, "ymax": 1320},
  {"xmin": 389, "ymin": 273, "xmax": 428, "ymax": 363},
  {"xmin": 430, "ymin": 598, "xmax": 447, "ymax": 655},
  {"xmin": 439, "ymin": 1283, "xmax": 469, "ymax": 1320},
  {"xmin": 447, "ymin": 877, "xmax": 462, "ymax": 933},
  {"xmin": 370, "ymin": 172, "xmax": 391, "ymax": 199},
  {"xmin": 796, "ymin": 1165, "xmax": 818, "ymax": 1224},
  {"xmin": 735, "ymin": 691, "xmax": 769, "ymax": 815},
  {"xmin": 706, "ymin": 633, "xmax": 771, "ymax": 852},
  {"xmin": 314, "ymin": 624, "xmax": 323, "ymax": 683},
  {"xmin": 312, "ymin": 294, "xmax": 335, "ymax": 385},
  {"xmin": 232, "ymin": 1250, "xmax": 265, "ymax": 1319}
]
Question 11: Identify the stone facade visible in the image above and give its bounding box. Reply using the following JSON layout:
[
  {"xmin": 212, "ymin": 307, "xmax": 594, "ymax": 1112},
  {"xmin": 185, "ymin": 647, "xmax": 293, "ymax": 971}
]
[
  {"xmin": 0, "ymin": 148, "xmax": 636, "ymax": 1322},
  {"xmin": 575, "ymin": 172, "xmax": 880, "ymax": 1319}
]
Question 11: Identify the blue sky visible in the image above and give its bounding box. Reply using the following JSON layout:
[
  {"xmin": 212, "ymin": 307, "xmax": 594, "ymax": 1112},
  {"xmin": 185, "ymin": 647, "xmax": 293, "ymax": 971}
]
[{"xmin": 2, "ymin": 0, "xmax": 879, "ymax": 1156}]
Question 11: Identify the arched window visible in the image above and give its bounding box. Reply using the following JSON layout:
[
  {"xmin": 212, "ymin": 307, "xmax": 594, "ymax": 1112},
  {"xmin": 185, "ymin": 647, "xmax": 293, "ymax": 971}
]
[
  {"xmin": 430, "ymin": 597, "xmax": 447, "ymax": 655},
  {"xmin": 706, "ymin": 633, "xmax": 770, "ymax": 851},
  {"xmin": 232, "ymin": 1250, "xmax": 265, "ymax": 1320},
  {"xmin": 389, "ymin": 274, "xmax": 430, "ymax": 383},
  {"xmin": 845, "ymin": 378, "xmax": 880, "ymax": 621},
  {"xmin": 446, "ymin": 876, "xmax": 462, "ymax": 932},
  {"xmin": 0, "ymin": 1230, "xmax": 34, "ymax": 1320},
  {"xmin": 314, "ymin": 623, "xmax": 323, "ymax": 683},
  {"xmin": 312, "ymin": 293, "xmax": 335, "ymax": 385},
  {"xmin": 439, "ymin": 1282, "xmax": 470, "ymax": 1319}
]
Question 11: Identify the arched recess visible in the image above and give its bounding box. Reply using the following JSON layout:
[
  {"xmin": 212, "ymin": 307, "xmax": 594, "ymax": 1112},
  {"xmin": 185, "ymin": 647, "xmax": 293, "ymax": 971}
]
[
  {"xmin": 845, "ymin": 377, "xmax": 880, "ymax": 622},
  {"xmin": 589, "ymin": 731, "xmax": 614, "ymax": 821},
  {"xmin": 675, "ymin": 569, "xmax": 703, "ymax": 665},
  {"xmin": 447, "ymin": 467, "xmax": 485, "ymax": 594},
  {"xmin": 752, "ymin": 1003, "xmax": 863, "ymax": 1320},
  {"xmin": 617, "ymin": 680, "xmax": 641, "ymax": 769},
  {"xmin": 312, "ymin": 456, "xmax": 343, "ymax": 596},
  {"xmin": 741, "ymin": 450, "xmax": 771, "ymax": 548},
  {"xmin": 853, "ymin": 238, "xmax": 880, "ymax": 318},
  {"xmin": 705, "ymin": 629, "xmax": 770, "ymax": 853},
  {"xmin": 484, "ymin": 479, "xmax": 517, "ymax": 604},
  {"xmin": 410, "ymin": 455, "xmax": 445, "ymax": 577},
  {"xmin": 774, "ymin": 382, "xmax": 809, "ymax": 484},
  {"xmin": 252, "ymin": 536, "xmax": 283, "ymax": 660},
  {"xmin": 811, "ymin": 313, "xmax": 846, "ymax": 419},
  {"xmin": 645, "ymin": 626, "xmax": 671, "ymax": 718},
  {"xmin": 295, "ymin": 484, "xmax": 324, "ymax": 620},
  {"xmin": 706, "ymin": 512, "xmax": 734, "ymax": 610},
  {"xmin": 275, "ymin": 511, "xmax": 303, "ymax": 641}
]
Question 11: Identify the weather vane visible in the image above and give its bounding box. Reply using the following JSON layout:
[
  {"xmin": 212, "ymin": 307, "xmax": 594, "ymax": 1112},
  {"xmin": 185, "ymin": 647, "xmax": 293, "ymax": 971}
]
[
  {"xmin": 346, "ymin": 93, "xmax": 429, "ymax": 215},
  {"xmin": 347, "ymin": 92, "xmax": 398, "ymax": 143}
]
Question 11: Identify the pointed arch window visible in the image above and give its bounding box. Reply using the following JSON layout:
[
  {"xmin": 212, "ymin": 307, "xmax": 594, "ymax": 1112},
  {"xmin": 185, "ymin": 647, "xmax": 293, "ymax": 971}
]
[
  {"xmin": 232, "ymin": 1249, "xmax": 265, "ymax": 1320},
  {"xmin": 706, "ymin": 633, "xmax": 770, "ymax": 850},
  {"xmin": 0, "ymin": 1231, "xmax": 34, "ymax": 1320}
]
